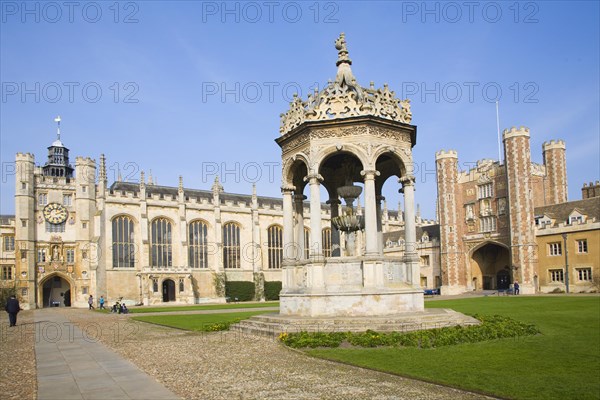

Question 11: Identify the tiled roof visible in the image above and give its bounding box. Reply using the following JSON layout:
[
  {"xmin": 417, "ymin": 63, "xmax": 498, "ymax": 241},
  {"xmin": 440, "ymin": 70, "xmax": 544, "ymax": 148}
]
[{"xmin": 535, "ymin": 197, "xmax": 600, "ymax": 223}]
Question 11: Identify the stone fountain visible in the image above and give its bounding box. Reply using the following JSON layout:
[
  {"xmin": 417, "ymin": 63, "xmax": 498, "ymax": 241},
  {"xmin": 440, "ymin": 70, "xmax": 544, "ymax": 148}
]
[{"xmin": 231, "ymin": 33, "xmax": 479, "ymax": 336}]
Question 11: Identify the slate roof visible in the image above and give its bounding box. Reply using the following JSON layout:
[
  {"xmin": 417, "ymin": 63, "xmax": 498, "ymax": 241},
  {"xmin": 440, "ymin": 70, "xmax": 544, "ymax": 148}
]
[
  {"xmin": 383, "ymin": 224, "xmax": 440, "ymax": 243},
  {"xmin": 535, "ymin": 197, "xmax": 600, "ymax": 224}
]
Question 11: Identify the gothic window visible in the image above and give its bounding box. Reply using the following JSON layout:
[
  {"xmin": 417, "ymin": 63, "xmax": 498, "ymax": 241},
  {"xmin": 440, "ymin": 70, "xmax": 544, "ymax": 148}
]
[
  {"xmin": 63, "ymin": 194, "xmax": 72, "ymax": 206},
  {"xmin": 479, "ymin": 216, "xmax": 497, "ymax": 232},
  {"xmin": 3, "ymin": 235, "xmax": 15, "ymax": 251},
  {"xmin": 179, "ymin": 278, "xmax": 185, "ymax": 292},
  {"xmin": 477, "ymin": 183, "xmax": 493, "ymax": 199},
  {"xmin": 151, "ymin": 218, "xmax": 172, "ymax": 267},
  {"xmin": 267, "ymin": 225, "xmax": 283, "ymax": 269},
  {"xmin": 45, "ymin": 222, "xmax": 66, "ymax": 233},
  {"xmin": 66, "ymin": 248, "xmax": 75, "ymax": 263},
  {"xmin": 189, "ymin": 220, "xmax": 209, "ymax": 268},
  {"xmin": 223, "ymin": 222, "xmax": 240, "ymax": 269},
  {"xmin": 322, "ymin": 228, "xmax": 332, "ymax": 257},
  {"xmin": 304, "ymin": 227, "xmax": 310, "ymax": 259},
  {"xmin": 113, "ymin": 216, "xmax": 135, "ymax": 268},
  {"xmin": 1, "ymin": 266, "xmax": 13, "ymax": 280},
  {"xmin": 37, "ymin": 248, "xmax": 47, "ymax": 263},
  {"xmin": 38, "ymin": 193, "xmax": 48, "ymax": 205}
]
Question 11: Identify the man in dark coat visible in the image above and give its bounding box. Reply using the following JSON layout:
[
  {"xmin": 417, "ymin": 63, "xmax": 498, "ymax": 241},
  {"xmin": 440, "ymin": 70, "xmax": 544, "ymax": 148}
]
[{"xmin": 5, "ymin": 294, "xmax": 21, "ymax": 327}]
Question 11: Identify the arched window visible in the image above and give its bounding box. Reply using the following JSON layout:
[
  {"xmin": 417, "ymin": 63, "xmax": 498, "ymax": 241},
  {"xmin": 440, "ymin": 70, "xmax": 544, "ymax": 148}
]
[
  {"xmin": 112, "ymin": 215, "xmax": 135, "ymax": 268},
  {"xmin": 151, "ymin": 218, "xmax": 172, "ymax": 267},
  {"xmin": 223, "ymin": 222, "xmax": 240, "ymax": 269},
  {"xmin": 322, "ymin": 228, "xmax": 332, "ymax": 257},
  {"xmin": 189, "ymin": 220, "xmax": 208, "ymax": 268},
  {"xmin": 267, "ymin": 225, "xmax": 283, "ymax": 269},
  {"xmin": 304, "ymin": 227, "xmax": 310, "ymax": 259}
]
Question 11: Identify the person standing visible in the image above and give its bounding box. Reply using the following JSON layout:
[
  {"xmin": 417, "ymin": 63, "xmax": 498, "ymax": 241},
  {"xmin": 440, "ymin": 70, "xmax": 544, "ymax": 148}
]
[
  {"xmin": 5, "ymin": 294, "xmax": 21, "ymax": 327},
  {"xmin": 88, "ymin": 295, "xmax": 95, "ymax": 310},
  {"xmin": 514, "ymin": 281, "xmax": 520, "ymax": 295},
  {"xmin": 99, "ymin": 296, "xmax": 105, "ymax": 310}
]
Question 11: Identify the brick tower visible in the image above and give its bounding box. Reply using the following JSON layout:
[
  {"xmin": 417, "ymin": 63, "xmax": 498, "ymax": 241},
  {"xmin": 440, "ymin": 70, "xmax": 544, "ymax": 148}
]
[
  {"xmin": 503, "ymin": 127, "xmax": 537, "ymax": 294},
  {"xmin": 435, "ymin": 150, "xmax": 466, "ymax": 295},
  {"xmin": 542, "ymin": 140, "xmax": 568, "ymax": 205}
]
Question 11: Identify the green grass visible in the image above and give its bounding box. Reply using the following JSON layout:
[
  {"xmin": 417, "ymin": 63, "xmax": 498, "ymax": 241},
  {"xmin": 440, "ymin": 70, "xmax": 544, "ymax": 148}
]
[
  {"xmin": 132, "ymin": 310, "xmax": 272, "ymax": 331},
  {"xmin": 306, "ymin": 296, "xmax": 600, "ymax": 400},
  {"xmin": 128, "ymin": 301, "xmax": 279, "ymax": 313}
]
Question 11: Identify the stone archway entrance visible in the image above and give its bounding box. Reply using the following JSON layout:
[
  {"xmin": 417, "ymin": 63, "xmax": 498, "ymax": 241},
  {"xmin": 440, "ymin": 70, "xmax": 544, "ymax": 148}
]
[
  {"xmin": 40, "ymin": 274, "xmax": 71, "ymax": 307},
  {"xmin": 471, "ymin": 243, "xmax": 510, "ymax": 290},
  {"xmin": 162, "ymin": 279, "xmax": 176, "ymax": 302}
]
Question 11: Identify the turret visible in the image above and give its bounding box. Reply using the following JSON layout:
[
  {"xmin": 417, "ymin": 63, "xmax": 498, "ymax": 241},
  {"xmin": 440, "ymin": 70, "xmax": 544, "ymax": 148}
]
[
  {"xmin": 435, "ymin": 149, "xmax": 465, "ymax": 294},
  {"xmin": 542, "ymin": 140, "xmax": 567, "ymax": 204},
  {"xmin": 503, "ymin": 126, "xmax": 537, "ymax": 294}
]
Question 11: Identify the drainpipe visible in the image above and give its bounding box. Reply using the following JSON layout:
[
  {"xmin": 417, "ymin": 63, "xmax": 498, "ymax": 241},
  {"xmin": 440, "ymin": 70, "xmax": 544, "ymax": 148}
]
[{"xmin": 562, "ymin": 233, "xmax": 569, "ymax": 293}]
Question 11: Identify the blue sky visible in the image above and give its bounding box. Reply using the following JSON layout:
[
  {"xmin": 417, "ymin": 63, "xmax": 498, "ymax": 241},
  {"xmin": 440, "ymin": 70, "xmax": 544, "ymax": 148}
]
[{"xmin": 1, "ymin": 1, "xmax": 599, "ymax": 218}]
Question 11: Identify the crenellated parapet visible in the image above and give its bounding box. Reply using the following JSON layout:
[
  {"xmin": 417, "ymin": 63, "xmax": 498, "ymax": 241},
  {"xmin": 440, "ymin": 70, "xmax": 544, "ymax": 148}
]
[
  {"xmin": 542, "ymin": 139, "xmax": 566, "ymax": 151},
  {"xmin": 502, "ymin": 126, "xmax": 530, "ymax": 140},
  {"xmin": 435, "ymin": 150, "xmax": 458, "ymax": 160}
]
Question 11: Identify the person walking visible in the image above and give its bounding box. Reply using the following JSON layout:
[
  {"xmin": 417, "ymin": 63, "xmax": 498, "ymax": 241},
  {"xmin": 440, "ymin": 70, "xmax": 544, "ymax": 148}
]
[
  {"xmin": 99, "ymin": 296, "xmax": 105, "ymax": 310},
  {"xmin": 514, "ymin": 281, "xmax": 520, "ymax": 295},
  {"xmin": 88, "ymin": 295, "xmax": 95, "ymax": 310},
  {"xmin": 5, "ymin": 294, "xmax": 21, "ymax": 327}
]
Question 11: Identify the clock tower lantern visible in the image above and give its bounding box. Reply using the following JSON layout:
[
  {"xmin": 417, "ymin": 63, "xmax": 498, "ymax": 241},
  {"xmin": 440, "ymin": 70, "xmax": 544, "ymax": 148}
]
[{"xmin": 42, "ymin": 116, "xmax": 74, "ymax": 178}]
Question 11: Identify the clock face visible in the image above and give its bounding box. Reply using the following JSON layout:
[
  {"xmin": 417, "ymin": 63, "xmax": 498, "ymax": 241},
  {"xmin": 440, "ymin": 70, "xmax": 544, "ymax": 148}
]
[{"xmin": 43, "ymin": 203, "xmax": 68, "ymax": 224}]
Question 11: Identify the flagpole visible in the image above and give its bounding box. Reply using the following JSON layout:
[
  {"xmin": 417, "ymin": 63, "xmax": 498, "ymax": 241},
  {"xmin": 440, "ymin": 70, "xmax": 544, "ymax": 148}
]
[{"xmin": 496, "ymin": 102, "xmax": 502, "ymax": 163}]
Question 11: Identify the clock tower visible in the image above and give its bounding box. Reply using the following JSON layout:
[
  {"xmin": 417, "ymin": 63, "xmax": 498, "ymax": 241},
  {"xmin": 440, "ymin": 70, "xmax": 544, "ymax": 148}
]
[{"xmin": 14, "ymin": 117, "xmax": 98, "ymax": 309}]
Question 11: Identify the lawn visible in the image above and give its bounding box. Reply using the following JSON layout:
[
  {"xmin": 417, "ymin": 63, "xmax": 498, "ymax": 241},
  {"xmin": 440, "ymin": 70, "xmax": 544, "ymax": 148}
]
[
  {"xmin": 131, "ymin": 310, "xmax": 273, "ymax": 331},
  {"xmin": 306, "ymin": 296, "xmax": 600, "ymax": 400},
  {"xmin": 127, "ymin": 301, "xmax": 279, "ymax": 313}
]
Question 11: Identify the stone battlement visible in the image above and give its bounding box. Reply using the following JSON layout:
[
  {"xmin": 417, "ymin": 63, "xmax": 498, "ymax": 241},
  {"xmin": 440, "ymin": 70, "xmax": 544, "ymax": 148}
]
[
  {"xmin": 542, "ymin": 140, "xmax": 566, "ymax": 151},
  {"xmin": 502, "ymin": 126, "xmax": 530, "ymax": 140},
  {"xmin": 435, "ymin": 150, "xmax": 458, "ymax": 159},
  {"xmin": 16, "ymin": 152, "xmax": 35, "ymax": 161}
]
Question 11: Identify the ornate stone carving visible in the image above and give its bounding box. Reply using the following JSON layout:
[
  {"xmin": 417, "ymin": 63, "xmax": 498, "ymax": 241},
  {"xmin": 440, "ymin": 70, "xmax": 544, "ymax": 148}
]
[{"xmin": 279, "ymin": 34, "xmax": 412, "ymax": 135}]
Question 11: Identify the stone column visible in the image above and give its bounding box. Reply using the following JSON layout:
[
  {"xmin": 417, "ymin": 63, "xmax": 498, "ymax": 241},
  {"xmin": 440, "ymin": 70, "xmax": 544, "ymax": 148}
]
[
  {"xmin": 327, "ymin": 198, "xmax": 341, "ymax": 257},
  {"xmin": 362, "ymin": 170, "xmax": 380, "ymax": 256},
  {"xmin": 282, "ymin": 187, "xmax": 295, "ymax": 261},
  {"xmin": 376, "ymin": 195, "xmax": 384, "ymax": 255},
  {"xmin": 294, "ymin": 194, "xmax": 306, "ymax": 260},
  {"xmin": 307, "ymin": 174, "xmax": 323, "ymax": 258},
  {"xmin": 401, "ymin": 175, "xmax": 420, "ymax": 286}
]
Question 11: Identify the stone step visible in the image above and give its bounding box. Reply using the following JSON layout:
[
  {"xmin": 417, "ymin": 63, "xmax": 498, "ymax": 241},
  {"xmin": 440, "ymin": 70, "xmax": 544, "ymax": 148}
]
[{"xmin": 230, "ymin": 309, "xmax": 480, "ymax": 338}]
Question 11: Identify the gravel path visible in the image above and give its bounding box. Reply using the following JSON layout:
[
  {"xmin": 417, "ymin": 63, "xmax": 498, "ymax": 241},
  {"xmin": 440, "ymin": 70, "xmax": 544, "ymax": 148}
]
[
  {"xmin": 0, "ymin": 310, "xmax": 37, "ymax": 400},
  {"xmin": 60, "ymin": 309, "xmax": 492, "ymax": 400}
]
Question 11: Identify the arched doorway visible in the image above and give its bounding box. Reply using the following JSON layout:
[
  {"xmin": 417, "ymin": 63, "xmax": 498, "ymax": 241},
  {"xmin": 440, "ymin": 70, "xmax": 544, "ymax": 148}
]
[
  {"xmin": 40, "ymin": 274, "xmax": 71, "ymax": 307},
  {"xmin": 162, "ymin": 279, "xmax": 176, "ymax": 302},
  {"xmin": 471, "ymin": 243, "xmax": 510, "ymax": 290}
]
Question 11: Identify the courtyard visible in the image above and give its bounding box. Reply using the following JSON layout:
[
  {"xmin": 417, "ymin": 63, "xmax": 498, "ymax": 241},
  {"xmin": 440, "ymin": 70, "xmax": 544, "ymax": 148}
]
[{"xmin": 1, "ymin": 295, "xmax": 598, "ymax": 400}]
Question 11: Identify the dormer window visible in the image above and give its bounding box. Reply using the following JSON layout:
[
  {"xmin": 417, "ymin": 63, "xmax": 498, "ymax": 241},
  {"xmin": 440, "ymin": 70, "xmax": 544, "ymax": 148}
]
[{"xmin": 569, "ymin": 215, "xmax": 583, "ymax": 224}]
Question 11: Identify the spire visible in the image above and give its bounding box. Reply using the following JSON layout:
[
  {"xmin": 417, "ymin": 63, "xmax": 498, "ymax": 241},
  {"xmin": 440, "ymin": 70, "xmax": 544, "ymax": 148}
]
[
  {"xmin": 416, "ymin": 203, "xmax": 421, "ymax": 224},
  {"xmin": 334, "ymin": 32, "xmax": 355, "ymax": 86},
  {"xmin": 178, "ymin": 175, "xmax": 184, "ymax": 193},
  {"xmin": 148, "ymin": 170, "xmax": 153, "ymax": 185},
  {"xmin": 140, "ymin": 170, "xmax": 145, "ymax": 187},
  {"xmin": 212, "ymin": 175, "xmax": 223, "ymax": 193}
]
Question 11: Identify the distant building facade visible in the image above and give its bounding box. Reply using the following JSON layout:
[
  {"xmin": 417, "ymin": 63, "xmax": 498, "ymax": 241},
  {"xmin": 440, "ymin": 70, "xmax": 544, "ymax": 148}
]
[
  {"xmin": 6, "ymin": 131, "xmax": 414, "ymax": 309},
  {"xmin": 435, "ymin": 128, "xmax": 598, "ymax": 294}
]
